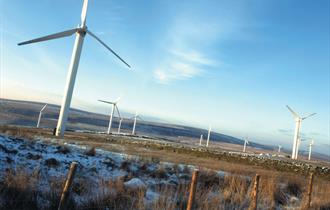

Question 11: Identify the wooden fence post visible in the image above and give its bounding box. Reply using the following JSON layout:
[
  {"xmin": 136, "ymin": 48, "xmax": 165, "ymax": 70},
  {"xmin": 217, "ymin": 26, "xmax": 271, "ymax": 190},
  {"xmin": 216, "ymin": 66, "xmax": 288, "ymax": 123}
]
[
  {"xmin": 186, "ymin": 169, "xmax": 199, "ymax": 210},
  {"xmin": 305, "ymin": 173, "xmax": 314, "ymax": 209},
  {"xmin": 249, "ymin": 174, "xmax": 260, "ymax": 210},
  {"xmin": 58, "ymin": 162, "xmax": 78, "ymax": 210}
]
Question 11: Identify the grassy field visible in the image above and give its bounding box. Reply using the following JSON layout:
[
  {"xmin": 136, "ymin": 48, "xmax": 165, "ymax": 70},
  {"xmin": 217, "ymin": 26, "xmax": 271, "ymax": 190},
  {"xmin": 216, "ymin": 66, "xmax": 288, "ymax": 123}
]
[{"xmin": 0, "ymin": 125, "xmax": 329, "ymax": 209}]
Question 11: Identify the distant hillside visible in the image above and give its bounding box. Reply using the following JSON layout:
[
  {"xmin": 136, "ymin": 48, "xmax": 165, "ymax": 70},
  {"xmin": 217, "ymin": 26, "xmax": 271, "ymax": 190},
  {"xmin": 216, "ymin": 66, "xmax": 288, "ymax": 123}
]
[{"xmin": 0, "ymin": 98, "xmax": 297, "ymax": 152}]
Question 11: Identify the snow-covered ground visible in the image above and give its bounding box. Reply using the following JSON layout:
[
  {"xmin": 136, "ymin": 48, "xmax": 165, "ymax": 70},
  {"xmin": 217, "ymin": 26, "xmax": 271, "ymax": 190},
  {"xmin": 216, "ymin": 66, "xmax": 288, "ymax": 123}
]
[
  {"xmin": 0, "ymin": 134, "xmax": 227, "ymax": 208},
  {"xmin": 1, "ymin": 134, "xmax": 326, "ymax": 209}
]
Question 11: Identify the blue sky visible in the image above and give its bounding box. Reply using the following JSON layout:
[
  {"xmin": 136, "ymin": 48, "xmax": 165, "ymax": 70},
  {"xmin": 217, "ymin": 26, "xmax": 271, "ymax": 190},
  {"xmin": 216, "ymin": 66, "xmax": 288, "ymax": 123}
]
[{"xmin": 1, "ymin": 0, "xmax": 329, "ymax": 155}]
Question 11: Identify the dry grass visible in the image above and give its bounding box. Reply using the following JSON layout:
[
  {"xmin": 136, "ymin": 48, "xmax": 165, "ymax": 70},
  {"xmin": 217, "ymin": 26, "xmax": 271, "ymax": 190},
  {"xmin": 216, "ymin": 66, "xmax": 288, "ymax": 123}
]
[
  {"xmin": 0, "ymin": 168, "xmax": 74, "ymax": 210},
  {"xmin": 222, "ymin": 175, "xmax": 250, "ymax": 209},
  {"xmin": 0, "ymin": 167, "xmax": 329, "ymax": 210},
  {"xmin": 308, "ymin": 179, "xmax": 330, "ymax": 209},
  {"xmin": 0, "ymin": 125, "xmax": 330, "ymax": 209}
]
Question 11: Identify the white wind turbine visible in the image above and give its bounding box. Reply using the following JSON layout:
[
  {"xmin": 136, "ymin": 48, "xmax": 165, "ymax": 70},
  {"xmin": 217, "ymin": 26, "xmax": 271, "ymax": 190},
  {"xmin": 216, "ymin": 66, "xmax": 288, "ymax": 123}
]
[
  {"xmin": 295, "ymin": 137, "xmax": 307, "ymax": 159},
  {"xmin": 308, "ymin": 139, "xmax": 314, "ymax": 161},
  {"xmin": 243, "ymin": 137, "xmax": 249, "ymax": 153},
  {"xmin": 18, "ymin": 0, "xmax": 130, "ymax": 137},
  {"xmin": 199, "ymin": 134, "xmax": 203, "ymax": 146},
  {"xmin": 132, "ymin": 112, "xmax": 143, "ymax": 135},
  {"xmin": 278, "ymin": 145, "xmax": 282, "ymax": 153},
  {"xmin": 36, "ymin": 104, "xmax": 47, "ymax": 128},
  {"xmin": 98, "ymin": 98, "xmax": 121, "ymax": 134},
  {"xmin": 117, "ymin": 118, "xmax": 123, "ymax": 134},
  {"xmin": 286, "ymin": 105, "xmax": 316, "ymax": 160},
  {"xmin": 206, "ymin": 125, "xmax": 211, "ymax": 147}
]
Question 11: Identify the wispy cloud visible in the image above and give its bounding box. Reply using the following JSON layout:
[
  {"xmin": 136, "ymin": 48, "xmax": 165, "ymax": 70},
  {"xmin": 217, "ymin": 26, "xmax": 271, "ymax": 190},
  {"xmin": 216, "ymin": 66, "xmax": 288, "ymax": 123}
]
[
  {"xmin": 153, "ymin": 49, "xmax": 213, "ymax": 84},
  {"xmin": 171, "ymin": 49, "xmax": 215, "ymax": 66},
  {"xmin": 152, "ymin": 9, "xmax": 229, "ymax": 84}
]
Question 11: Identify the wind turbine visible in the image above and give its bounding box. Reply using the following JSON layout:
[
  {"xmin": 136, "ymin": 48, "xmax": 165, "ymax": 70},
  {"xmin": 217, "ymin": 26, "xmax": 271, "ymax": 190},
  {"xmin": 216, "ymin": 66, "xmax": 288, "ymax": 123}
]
[
  {"xmin": 132, "ymin": 112, "xmax": 142, "ymax": 135},
  {"xmin": 199, "ymin": 134, "xmax": 203, "ymax": 146},
  {"xmin": 117, "ymin": 118, "xmax": 123, "ymax": 134},
  {"xmin": 206, "ymin": 125, "xmax": 211, "ymax": 147},
  {"xmin": 243, "ymin": 137, "xmax": 249, "ymax": 153},
  {"xmin": 98, "ymin": 98, "xmax": 121, "ymax": 134},
  {"xmin": 308, "ymin": 139, "xmax": 314, "ymax": 161},
  {"xmin": 278, "ymin": 145, "xmax": 282, "ymax": 153},
  {"xmin": 286, "ymin": 105, "xmax": 316, "ymax": 160},
  {"xmin": 18, "ymin": 0, "xmax": 130, "ymax": 137},
  {"xmin": 295, "ymin": 138, "xmax": 307, "ymax": 159},
  {"xmin": 36, "ymin": 104, "xmax": 47, "ymax": 128}
]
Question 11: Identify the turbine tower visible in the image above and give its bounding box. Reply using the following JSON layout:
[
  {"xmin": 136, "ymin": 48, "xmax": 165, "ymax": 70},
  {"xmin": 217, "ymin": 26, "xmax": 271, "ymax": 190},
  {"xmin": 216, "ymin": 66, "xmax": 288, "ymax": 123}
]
[
  {"xmin": 308, "ymin": 139, "xmax": 314, "ymax": 161},
  {"xmin": 243, "ymin": 137, "xmax": 249, "ymax": 153},
  {"xmin": 295, "ymin": 138, "xmax": 307, "ymax": 159},
  {"xmin": 37, "ymin": 104, "xmax": 47, "ymax": 128},
  {"xmin": 132, "ymin": 112, "xmax": 142, "ymax": 135},
  {"xmin": 118, "ymin": 118, "xmax": 123, "ymax": 134},
  {"xmin": 18, "ymin": 0, "xmax": 130, "ymax": 137},
  {"xmin": 286, "ymin": 105, "xmax": 316, "ymax": 160},
  {"xmin": 98, "ymin": 98, "xmax": 121, "ymax": 134},
  {"xmin": 206, "ymin": 125, "xmax": 211, "ymax": 147},
  {"xmin": 278, "ymin": 145, "xmax": 282, "ymax": 153},
  {"xmin": 199, "ymin": 134, "xmax": 203, "ymax": 146}
]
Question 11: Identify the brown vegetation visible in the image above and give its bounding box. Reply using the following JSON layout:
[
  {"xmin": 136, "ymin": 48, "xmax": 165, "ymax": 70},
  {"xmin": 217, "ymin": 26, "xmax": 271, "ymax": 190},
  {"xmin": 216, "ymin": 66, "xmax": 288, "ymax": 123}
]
[
  {"xmin": 0, "ymin": 125, "xmax": 330, "ymax": 209},
  {"xmin": 0, "ymin": 167, "xmax": 329, "ymax": 210}
]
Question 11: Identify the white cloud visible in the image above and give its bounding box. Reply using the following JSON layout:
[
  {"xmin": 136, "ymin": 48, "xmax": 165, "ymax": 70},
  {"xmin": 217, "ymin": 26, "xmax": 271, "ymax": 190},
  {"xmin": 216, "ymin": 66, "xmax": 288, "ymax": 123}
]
[
  {"xmin": 171, "ymin": 49, "xmax": 215, "ymax": 66},
  {"xmin": 151, "ymin": 3, "xmax": 255, "ymax": 84},
  {"xmin": 153, "ymin": 69, "xmax": 169, "ymax": 84},
  {"xmin": 171, "ymin": 62, "xmax": 201, "ymax": 78},
  {"xmin": 153, "ymin": 49, "xmax": 214, "ymax": 84},
  {"xmin": 152, "ymin": 13, "xmax": 222, "ymax": 84},
  {"xmin": 153, "ymin": 61, "xmax": 202, "ymax": 84}
]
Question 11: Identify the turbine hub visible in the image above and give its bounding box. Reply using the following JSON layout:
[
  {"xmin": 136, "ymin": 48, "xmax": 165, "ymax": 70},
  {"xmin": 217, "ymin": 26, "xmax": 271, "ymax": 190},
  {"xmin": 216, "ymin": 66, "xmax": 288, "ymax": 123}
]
[{"xmin": 77, "ymin": 26, "xmax": 87, "ymax": 36}]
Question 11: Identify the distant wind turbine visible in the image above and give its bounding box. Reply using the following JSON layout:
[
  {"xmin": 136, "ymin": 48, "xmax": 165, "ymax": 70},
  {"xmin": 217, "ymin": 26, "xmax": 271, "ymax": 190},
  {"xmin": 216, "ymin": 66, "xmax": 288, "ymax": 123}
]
[
  {"xmin": 206, "ymin": 125, "xmax": 211, "ymax": 147},
  {"xmin": 243, "ymin": 137, "xmax": 249, "ymax": 153},
  {"xmin": 278, "ymin": 145, "xmax": 282, "ymax": 153},
  {"xmin": 308, "ymin": 139, "xmax": 314, "ymax": 161},
  {"xmin": 296, "ymin": 138, "xmax": 307, "ymax": 159},
  {"xmin": 117, "ymin": 118, "xmax": 123, "ymax": 134},
  {"xmin": 36, "ymin": 104, "xmax": 47, "ymax": 128},
  {"xmin": 132, "ymin": 112, "xmax": 143, "ymax": 135},
  {"xmin": 18, "ymin": 0, "xmax": 131, "ymax": 137},
  {"xmin": 98, "ymin": 98, "xmax": 121, "ymax": 134},
  {"xmin": 199, "ymin": 134, "xmax": 203, "ymax": 146},
  {"xmin": 286, "ymin": 105, "xmax": 316, "ymax": 160}
]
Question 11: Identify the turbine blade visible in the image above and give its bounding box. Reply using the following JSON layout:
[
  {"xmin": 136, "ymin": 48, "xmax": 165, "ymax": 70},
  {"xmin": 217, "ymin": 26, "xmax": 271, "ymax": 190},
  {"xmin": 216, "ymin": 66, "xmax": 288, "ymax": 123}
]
[
  {"xmin": 115, "ymin": 105, "xmax": 121, "ymax": 119},
  {"xmin": 40, "ymin": 104, "xmax": 48, "ymax": 112},
  {"xmin": 86, "ymin": 30, "xmax": 131, "ymax": 68},
  {"xmin": 98, "ymin": 99, "xmax": 114, "ymax": 105},
  {"xmin": 81, "ymin": 0, "xmax": 89, "ymax": 26},
  {"xmin": 302, "ymin": 113, "xmax": 316, "ymax": 120},
  {"xmin": 137, "ymin": 116, "xmax": 144, "ymax": 121},
  {"xmin": 286, "ymin": 105, "xmax": 300, "ymax": 118},
  {"xmin": 18, "ymin": 28, "xmax": 78, "ymax": 46}
]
